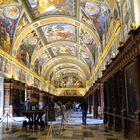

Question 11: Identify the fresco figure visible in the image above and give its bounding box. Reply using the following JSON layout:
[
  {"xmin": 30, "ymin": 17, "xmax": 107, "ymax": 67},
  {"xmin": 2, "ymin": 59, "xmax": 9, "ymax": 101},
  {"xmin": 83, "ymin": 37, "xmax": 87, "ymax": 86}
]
[{"xmin": 38, "ymin": 0, "xmax": 64, "ymax": 13}]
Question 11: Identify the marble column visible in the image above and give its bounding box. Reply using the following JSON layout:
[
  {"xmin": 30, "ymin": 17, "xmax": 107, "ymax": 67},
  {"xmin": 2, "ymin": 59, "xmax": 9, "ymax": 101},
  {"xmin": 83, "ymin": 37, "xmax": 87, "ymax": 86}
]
[{"xmin": 3, "ymin": 83, "xmax": 13, "ymax": 115}]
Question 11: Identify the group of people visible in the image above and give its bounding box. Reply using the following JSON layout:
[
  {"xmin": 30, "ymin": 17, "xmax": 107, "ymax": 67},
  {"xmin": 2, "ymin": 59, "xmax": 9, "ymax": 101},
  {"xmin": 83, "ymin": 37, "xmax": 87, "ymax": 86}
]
[
  {"xmin": 17, "ymin": 98, "xmax": 89, "ymax": 125},
  {"xmin": 46, "ymin": 99, "xmax": 89, "ymax": 125}
]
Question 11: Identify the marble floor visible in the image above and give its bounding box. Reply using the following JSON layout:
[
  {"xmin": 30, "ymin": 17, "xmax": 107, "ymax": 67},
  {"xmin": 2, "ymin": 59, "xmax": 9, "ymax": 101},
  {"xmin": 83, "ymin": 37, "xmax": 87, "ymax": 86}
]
[{"xmin": 0, "ymin": 112, "xmax": 128, "ymax": 140}]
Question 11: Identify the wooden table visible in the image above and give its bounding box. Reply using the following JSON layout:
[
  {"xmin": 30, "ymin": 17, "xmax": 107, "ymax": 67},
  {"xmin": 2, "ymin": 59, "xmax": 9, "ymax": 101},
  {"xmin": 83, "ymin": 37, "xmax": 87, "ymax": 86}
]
[{"xmin": 22, "ymin": 110, "xmax": 45, "ymax": 128}]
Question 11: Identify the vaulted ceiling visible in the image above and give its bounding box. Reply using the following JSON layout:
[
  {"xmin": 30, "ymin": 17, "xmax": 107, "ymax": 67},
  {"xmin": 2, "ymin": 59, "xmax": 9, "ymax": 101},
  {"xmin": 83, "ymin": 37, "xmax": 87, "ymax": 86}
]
[{"xmin": 0, "ymin": 0, "xmax": 115, "ymax": 96}]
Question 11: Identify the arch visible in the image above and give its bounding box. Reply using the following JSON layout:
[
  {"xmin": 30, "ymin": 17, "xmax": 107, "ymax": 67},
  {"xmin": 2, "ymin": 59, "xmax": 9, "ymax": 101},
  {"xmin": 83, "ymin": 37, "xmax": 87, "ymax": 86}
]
[
  {"xmin": 51, "ymin": 68, "xmax": 87, "ymax": 87},
  {"xmin": 31, "ymin": 41, "xmax": 95, "ymax": 68},
  {"xmin": 12, "ymin": 16, "xmax": 101, "ymax": 56},
  {"xmin": 46, "ymin": 63, "xmax": 87, "ymax": 81},
  {"xmin": 41, "ymin": 56, "xmax": 91, "ymax": 79}
]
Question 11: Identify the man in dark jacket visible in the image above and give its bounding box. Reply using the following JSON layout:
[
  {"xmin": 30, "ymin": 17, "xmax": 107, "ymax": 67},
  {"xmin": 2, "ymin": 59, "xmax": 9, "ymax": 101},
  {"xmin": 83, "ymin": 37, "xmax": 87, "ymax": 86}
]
[{"xmin": 80, "ymin": 99, "xmax": 88, "ymax": 125}]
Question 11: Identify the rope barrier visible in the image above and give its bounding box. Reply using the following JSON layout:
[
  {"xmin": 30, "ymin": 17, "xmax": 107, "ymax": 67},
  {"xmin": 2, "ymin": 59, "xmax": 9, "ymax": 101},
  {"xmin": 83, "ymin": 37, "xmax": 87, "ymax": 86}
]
[
  {"xmin": 0, "ymin": 114, "xmax": 7, "ymax": 124},
  {"xmin": 0, "ymin": 112, "xmax": 25, "ymax": 126},
  {"xmin": 0, "ymin": 113, "xmax": 10, "ymax": 130},
  {"xmin": 7, "ymin": 113, "xmax": 24, "ymax": 122},
  {"xmin": 104, "ymin": 112, "xmax": 140, "ymax": 124}
]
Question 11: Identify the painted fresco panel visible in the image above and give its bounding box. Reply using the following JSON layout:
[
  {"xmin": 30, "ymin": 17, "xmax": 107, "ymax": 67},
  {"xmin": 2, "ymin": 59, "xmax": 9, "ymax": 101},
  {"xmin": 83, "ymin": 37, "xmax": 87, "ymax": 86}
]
[
  {"xmin": 32, "ymin": 41, "xmax": 43, "ymax": 55},
  {"xmin": 121, "ymin": 0, "xmax": 132, "ymax": 41},
  {"xmin": 0, "ymin": 20, "xmax": 11, "ymax": 53},
  {"xmin": 80, "ymin": 50, "xmax": 92, "ymax": 69},
  {"xmin": 81, "ymin": 1, "xmax": 108, "ymax": 39},
  {"xmin": 80, "ymin": 29, "xmax": 99, "ymax": 61},
  {"xmin": 15, "ymin": 30, "xmax": 39, "ymax": 67},
  {"xmin": 33, "ymin": 53, "xmax": 51, "ymax": 75},
  {"xmin": 15, "ymin": 13, "xmax": 29, "ymax": 36},
  {"xmin": 80, "ymin": 29, "xmax": 93, "ymax": 45},
  {"xmin": 0, "ymin": 56, "xmax": 11, "ymax": 75},
  {"xmin": 42, "ymin": 24, "xmax": 76, "ymax": 43},
  {"xmin": 14, "ymin": 65, "xmax": 26, "ymax": 82},
  {"xmin": 19, "ymin": 69, "xmax": 26, "ymax": 82},
  {"xmin": 50, "ymin": 45, "xmax": 76, "ymax": 56},
  {"xmin": 33, "ymin": 59, "xmax": 41, "ymax": 76},
  {"xmin": 0, "ymin": 5, "xmax": 21, "ymax": 38},
  {"xmin": 34, "ymin": 78, "xmax": 40, "ymax": 88},
  {"xmin": 64, "ymin": 90, "xmax": 77, "ymax": 96},
  {"xmin": 28, "ymin": 0, "xmax": 75, "ymax": 17},
  {"xmin": 38, "ymin": 53, "xmax": 51, "ymax": 65},
  {"xmin": 53, "ymin": 76, "xmax": 83, "ymax": 88},
  {"xmin": 49, "ymin": 65, "xmax": 76, "ymax": 80},
  {"xmin": 26, "ymin": 74, "xmax": 34, "ymax": 86},
  {"xmin": 0, "ymin": 0, "xmax": 18, "ymax": 5}
]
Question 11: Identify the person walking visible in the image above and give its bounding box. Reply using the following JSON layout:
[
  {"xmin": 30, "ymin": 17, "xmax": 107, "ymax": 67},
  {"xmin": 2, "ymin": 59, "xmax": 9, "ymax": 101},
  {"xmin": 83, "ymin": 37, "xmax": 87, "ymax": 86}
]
[{"xmin": 80, "ymin": 99, "xmax": 88, "ymax": 125}]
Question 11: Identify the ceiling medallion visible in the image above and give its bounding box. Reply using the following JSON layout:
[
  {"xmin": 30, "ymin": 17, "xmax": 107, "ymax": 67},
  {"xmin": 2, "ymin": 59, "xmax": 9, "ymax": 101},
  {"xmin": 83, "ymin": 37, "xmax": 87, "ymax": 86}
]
[
  {"xmin": 3, "ymin": 6, "xmax": 20, "ymax": 19},
  {"xmin": 85, "ymin": 2, "xmax": 100, "ymax": 16}
]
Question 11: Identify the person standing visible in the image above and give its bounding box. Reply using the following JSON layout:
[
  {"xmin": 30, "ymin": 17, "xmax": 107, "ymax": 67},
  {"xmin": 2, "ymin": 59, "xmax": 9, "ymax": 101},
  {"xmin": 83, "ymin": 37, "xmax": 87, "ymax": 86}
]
[
  {"xmin": 80, "ymin": 99, "xmax": 88, "ymax": 125},
  {"xmin": 48, "ymin": 98, "xmax": 55, "ymax": 121}
]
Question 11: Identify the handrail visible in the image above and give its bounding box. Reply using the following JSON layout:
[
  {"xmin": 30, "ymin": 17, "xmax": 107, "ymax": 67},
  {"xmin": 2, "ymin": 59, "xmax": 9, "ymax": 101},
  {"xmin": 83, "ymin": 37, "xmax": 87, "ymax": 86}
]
[{"xmin": 104, "ymin": 112, "xmax": 140, "ymax": 124}]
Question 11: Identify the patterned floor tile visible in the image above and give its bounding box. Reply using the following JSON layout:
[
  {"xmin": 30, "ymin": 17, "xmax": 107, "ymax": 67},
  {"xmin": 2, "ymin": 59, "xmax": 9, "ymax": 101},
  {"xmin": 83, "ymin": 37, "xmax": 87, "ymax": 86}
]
[
  {"xmin": 0, "ymin": 112, "xmax": 128, "ymax": 140},
  {"xmin": 106, "ymin": 138, "xmax": 118, "ymax": 140},
  {"xmin": 83, "ymin": 131, "xmax": 94, "ymax": 137}
]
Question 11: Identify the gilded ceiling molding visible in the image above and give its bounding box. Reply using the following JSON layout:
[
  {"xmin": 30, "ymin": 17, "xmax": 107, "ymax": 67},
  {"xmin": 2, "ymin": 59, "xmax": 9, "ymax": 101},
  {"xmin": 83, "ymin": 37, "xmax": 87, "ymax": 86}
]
[
  {"xmin": 31, "ymin": 41, "xmax": 94, "ymax": 66},
  {"xmin": 41, "ymin": 56, "xmax": 91, "ymax": 79},
  {"xmin": 56, "ymin": 88, "xmax": 86, "ymax": 96},
  {"xmin": 56, "ymin": 88, "xmax": 86, "ymax": 98},
  {"xmin": 47, "ymin": 63, "xmax": 86, "ymax": 81},
  {"xmin": 0, "ymin": 49, "xmax": 45, "ymax": 83},
  {"xmin": 31, "ymin": 41, "xmax": 78, "ymax": 65},
  {"xmin": 12, "ymin": 16, "xmax": 101, "ymax": 56},
  {"xmin": 81, "ymin": 0, "xmax": 114, "ymax": 10},
  {"xmin": 88, "ymin": 20, "xmax": 121, "ymax": 83},
  {"xmin": 81, "ymin": 0, "xmax": 102, "ymax": 4},
  {"xmin": 56, "ymin": 88, "xmax": 85, "ymax": 91},
  {"xmin": 51, "ymin": 68, "xmax": 87, "ymax": 85},
  {"xmin": 43, "ymin": 62, "xmax": 90, "ymax": 81}
]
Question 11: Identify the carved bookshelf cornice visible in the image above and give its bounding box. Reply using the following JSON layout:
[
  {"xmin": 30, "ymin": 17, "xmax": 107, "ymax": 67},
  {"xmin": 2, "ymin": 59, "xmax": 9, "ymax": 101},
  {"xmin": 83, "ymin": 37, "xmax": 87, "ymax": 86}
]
[{"xmin": 101, "ymin": 26, "xmax": 140, "ymax": 82}]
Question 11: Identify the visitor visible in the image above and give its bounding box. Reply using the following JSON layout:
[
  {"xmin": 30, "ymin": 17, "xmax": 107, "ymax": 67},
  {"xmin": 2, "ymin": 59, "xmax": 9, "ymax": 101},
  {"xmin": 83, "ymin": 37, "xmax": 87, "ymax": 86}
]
[
  {"xmin": 48, "ymin": 98, "xmax": 55, "ymax": 108},
  {"xmin": 17, "ymin": 99, "xmax": 23, "ymax": 116},
  {"xmin": 79, "ymin": 99, "xmax": 88, "ymax": 125},
  {"xmin": 25, "ymin": 98, "xmax": 31, "ymax": 110}
]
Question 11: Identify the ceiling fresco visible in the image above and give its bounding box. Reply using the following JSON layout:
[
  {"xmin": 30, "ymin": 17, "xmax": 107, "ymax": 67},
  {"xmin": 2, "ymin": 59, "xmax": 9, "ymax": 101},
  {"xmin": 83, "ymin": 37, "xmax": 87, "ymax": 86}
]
[
  {"xmin": 80, "ymin": 50, "xmax": 93, "ymax": 70},
  {"xmin": 32, "ymin": 52, "xmax": 51, "ymax": 75},
  {"xmin": 80, "ymin": 29, "xmax": 93, "ymax": 45},
  {"xmin": 48, "ymin": 64, "xmax": 84, "ymax": 81},
  {"xmin": 41, "ymin": 23, "xmax": 76, "ymax": 43},
  {"xmin": 15, "ymin": 13, "xmax": 29, "ymax": 37},
  {"xmin": 49, "ymin": 45, "xmax": 76, "ymax": 57},
  {"xmin": 53, "ymin": 75, "xmax": 84, "ymax": 88},
  {"xmin": 0, "ymin": 5, "xmax": 21, "ymax": 38},
  {"xmin": 28, "ymin": 0, "xmax": 76, "ymax": 17},
  {"xmin": 32, "ymin": 41, "xmax": 44, "ymax": 56},
  {"xmin": 0, "ymin": 0, "xmax": 114, "ymax": 96},
  {"xmin": 0, "ymin": 0, "xmax": 18, "ymax": 5},
  {"xmin": 15, "ymin": 30, "xmax": 40, "ymax": 67},
  {"xmin": 80, "ymin": 1, "xmax": 109, "ymax": 39}
]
